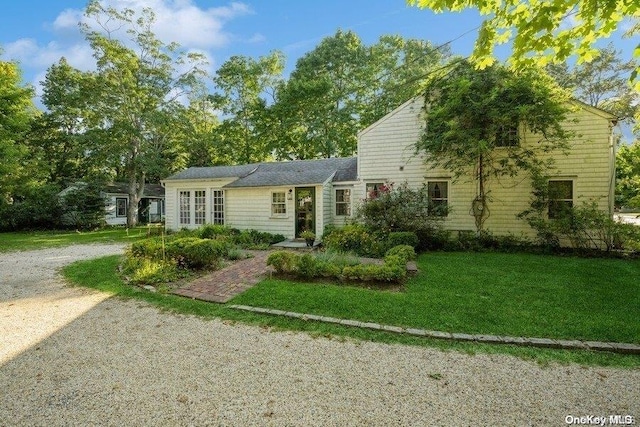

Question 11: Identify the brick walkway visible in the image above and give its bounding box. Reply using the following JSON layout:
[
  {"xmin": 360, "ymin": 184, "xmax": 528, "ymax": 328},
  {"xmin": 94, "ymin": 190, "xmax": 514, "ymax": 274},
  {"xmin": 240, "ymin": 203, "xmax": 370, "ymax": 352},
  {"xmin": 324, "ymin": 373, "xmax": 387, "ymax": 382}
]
[{"xmin": 172, "ymin": 251, "xmax": 272, "ymax": 303}]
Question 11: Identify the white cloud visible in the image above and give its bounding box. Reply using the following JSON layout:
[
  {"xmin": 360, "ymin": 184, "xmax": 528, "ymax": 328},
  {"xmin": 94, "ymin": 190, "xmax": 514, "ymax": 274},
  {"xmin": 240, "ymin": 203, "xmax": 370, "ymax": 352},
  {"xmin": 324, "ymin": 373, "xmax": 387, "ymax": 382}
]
[
  {"xmin": 77, "ymin": 0, "xmax": 254, "ymax": 49},
  {"xmin": 4, "ymin": 38, "xmax": 95, "ymax": 72},
  {"xmin": 247, "ymin": 33, "xmax": 266, "ymax": 44}
]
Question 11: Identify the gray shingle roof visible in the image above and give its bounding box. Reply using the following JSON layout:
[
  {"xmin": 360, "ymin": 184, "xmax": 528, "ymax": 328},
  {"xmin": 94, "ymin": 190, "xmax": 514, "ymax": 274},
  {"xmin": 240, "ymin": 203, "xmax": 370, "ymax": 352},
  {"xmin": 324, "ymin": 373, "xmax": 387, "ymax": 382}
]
[
  {"xmin": 164, "ymin": 164, "xmax": 259, "ymax": 181},
  {"xmin": 104, "ymin": 183, "xmax": 165, "ymax": 198},
  {"xmin": 164, "ymin": 157, "xmax": 357, "ymax": 188}
]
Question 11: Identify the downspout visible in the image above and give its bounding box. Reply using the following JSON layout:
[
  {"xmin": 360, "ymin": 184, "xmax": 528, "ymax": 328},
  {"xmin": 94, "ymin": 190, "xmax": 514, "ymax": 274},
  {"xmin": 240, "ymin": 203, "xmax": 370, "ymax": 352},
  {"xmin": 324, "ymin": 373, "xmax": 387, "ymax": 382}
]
[{"xmin": 608, "ymin": 119, "xmax": 618, "ymax": 218}]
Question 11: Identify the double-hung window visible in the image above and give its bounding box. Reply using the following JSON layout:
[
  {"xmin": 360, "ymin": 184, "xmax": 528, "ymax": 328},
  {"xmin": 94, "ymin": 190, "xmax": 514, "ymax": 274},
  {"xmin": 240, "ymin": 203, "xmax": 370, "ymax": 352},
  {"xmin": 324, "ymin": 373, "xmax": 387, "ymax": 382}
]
[
  {"xmin": 495, "ymin": 123, "xmax": 519, "ymax": 147},
  {"xmin": 271, "ymin": 192, "xmax": 286, "ymax": 216},
  {"xmin": 335, "ymin": 189, "xmax": 351, "ymax": 216},
  {"xmin": 548, "ymin": 180, "xmax": 573, "ymax": 219},
  {"xmin": 179, "ymin": 191, "xmax": 191, "ymax": 225},
  {"xmin": 194, "ymin": 190, "xmax": 206, "ymax": 225},
  {"xmin": 427, "ymin": 181, "xmax": 448, "ymax": 217},
  {"xmin": 212, "ymin": 190, "xmax": 224, "ymax": 225},
  {"xmin": 115, "ymin": 198, "xmax": 127, "ymax": 217}
]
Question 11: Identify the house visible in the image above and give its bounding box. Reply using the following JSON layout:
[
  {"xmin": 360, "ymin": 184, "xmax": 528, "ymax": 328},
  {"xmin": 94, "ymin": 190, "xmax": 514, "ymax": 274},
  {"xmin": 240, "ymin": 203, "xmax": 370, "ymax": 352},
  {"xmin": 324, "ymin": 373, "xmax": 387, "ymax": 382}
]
[
  {"xmin": 103, "ymin": 183, "xmax": 165, "ymax": 225},
  {"xmin": 60, "ymin": 183, "xmax": 166, "ymax": 226},
  {"xmin": 162, "ymin": 97, "xmax": 617, "ymax": 240},
  {"xmin": 162, "ymin": 158, "xmax": 357, "ymax": 237}
]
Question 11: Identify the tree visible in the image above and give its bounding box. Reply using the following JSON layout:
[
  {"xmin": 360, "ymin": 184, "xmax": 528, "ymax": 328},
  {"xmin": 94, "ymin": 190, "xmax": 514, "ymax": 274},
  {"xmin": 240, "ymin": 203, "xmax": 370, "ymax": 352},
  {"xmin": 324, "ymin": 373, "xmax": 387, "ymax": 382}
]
[
  {"xmin": 275, "ymin": 30, "xmax": 367, "ymax": 159},
  {"xmin": 407, "ymin": 0, "xmax": 640, "ymax": 90},
  {"xmin": 0, "ymin": 58, "xmax": 36, "ymax": 202},
  {"xmin": 210, "ymin": 52, "xmax": 284, "ymax": 164},
  {"xmin": 78, "ymin": 1, "xmax": 207, "ymax": 227},
  {"xmin": 418, "ymin": 61, "xmax": 572, "ymax": 231},
  {"xmin": 616, "ymin": 140, "xmax": 640, "ymax": 208},
  {"xmin": 271, "ymin": 31, "xmax": 450, "ymax": 160},
  {"xmin": 546, "ymin": 44, "xmax": 638, "ymax": 124},
  {"xmin": 28, "ymin": 58, "xmax": 98, "ymax": 184}
]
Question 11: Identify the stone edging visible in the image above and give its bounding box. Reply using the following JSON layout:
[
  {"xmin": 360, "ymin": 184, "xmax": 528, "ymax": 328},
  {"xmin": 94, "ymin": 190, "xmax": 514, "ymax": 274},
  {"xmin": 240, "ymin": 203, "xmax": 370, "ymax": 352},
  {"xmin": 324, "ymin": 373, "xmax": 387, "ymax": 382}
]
[{"xmin": 228, "ymin": 305, "xmax": 640, "ymax": 355}]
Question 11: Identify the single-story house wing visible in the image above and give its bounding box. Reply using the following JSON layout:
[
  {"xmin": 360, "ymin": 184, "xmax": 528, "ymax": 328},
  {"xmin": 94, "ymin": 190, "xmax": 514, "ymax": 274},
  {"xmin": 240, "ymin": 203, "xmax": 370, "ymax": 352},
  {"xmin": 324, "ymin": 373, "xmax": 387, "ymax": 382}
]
[
  {"xmin": 103, "ymin": 183, "xmax": 165, "ymax": 225},
  {"xmin": 162, "ymin": 157, "xmax": 357, "ymax": 238}
]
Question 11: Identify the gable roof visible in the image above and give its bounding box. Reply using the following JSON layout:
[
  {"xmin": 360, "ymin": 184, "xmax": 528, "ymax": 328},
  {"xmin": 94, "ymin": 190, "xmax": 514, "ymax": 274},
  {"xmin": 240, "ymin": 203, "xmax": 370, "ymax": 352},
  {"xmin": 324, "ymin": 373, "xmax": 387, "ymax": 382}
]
[
  {"xmin": 104, "ymin": 183, "xmax": 165, "ymax": 198},
  {"xmin": 164, "ymin": 157, "xmax": 358, "ymax": 188}
]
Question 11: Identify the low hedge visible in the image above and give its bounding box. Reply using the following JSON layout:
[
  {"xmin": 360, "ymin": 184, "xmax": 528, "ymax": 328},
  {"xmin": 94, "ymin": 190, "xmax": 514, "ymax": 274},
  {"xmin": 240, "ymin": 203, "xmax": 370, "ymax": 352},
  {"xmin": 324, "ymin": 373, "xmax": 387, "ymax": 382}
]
[{"xmin": 266, "ymin": 245, "xmax": 411, "ymax": 283}]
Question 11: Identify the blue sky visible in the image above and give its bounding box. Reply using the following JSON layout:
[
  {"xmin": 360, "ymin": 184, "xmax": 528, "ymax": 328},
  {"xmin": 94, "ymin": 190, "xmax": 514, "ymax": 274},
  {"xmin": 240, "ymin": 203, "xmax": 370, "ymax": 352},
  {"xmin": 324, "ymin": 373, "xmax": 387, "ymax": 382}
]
[{"xmin": 0, "ymin": 0, "xmax": 637, "ymax": 102}]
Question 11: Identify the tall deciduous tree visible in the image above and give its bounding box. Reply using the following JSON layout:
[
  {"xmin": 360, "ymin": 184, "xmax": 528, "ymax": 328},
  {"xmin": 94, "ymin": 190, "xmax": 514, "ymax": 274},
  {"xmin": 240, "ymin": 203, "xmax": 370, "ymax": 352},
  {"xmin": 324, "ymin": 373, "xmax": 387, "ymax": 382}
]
[
  {"xmin": 0, "ymin": 58, "xmax": 36, "ymax": 201},
  {"xmin": 78, "ymin": 1, "xmax": 207, "ymax": 226},
  {"xmin": 546, "ymin": 44, "xmax": 638, "ymax": 124},
  {"xmin": 418, "ymin": 61, "xmax": 572, "ymax": 231},
  {"xmin": 407, "ymin": 0, "xmax": 640, "ymax": 90},
  {"xmin": 29, "ymin": 58, "xmax": 97, "ymax": 184},
  {"xmin": 210, "ymin": 52, "xmax": 284, "ymax": 164}
]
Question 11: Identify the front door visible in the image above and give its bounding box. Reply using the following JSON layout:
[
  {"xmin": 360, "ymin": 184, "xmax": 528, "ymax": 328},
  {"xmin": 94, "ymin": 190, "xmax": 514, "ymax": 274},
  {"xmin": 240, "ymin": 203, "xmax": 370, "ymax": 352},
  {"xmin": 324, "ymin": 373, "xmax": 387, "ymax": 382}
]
[{"xmin": 295, "ymin": 187, "xmax": 315, "ymax": 237}]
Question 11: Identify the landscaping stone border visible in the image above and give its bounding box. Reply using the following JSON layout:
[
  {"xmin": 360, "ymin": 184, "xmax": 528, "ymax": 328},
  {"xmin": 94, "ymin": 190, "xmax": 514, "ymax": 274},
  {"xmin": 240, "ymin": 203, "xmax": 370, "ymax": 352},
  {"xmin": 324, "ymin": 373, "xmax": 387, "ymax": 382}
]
[{"xmin": 229, "ymin": 304, "xmax": 640, "ymax": 355}]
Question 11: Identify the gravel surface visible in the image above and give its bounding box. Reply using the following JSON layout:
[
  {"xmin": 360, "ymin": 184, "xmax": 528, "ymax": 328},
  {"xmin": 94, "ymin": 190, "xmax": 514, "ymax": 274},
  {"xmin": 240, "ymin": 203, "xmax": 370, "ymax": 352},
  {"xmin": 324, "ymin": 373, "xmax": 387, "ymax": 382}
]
[{"xmin": 1, "ymin": 244, "xmax": 638, "ymax": 426}]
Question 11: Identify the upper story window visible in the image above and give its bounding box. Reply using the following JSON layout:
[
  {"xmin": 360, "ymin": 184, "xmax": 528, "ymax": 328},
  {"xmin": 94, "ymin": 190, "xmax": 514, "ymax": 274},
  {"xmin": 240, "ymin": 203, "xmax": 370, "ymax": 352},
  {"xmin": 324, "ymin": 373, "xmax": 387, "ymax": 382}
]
[
  {"xmin": 271, "ymin": 191, "xmax": 286, "ymax": 216},
  {"xmin": 548, "ymin": 180, "xmax": 573, "ymax": 219},
  {"xmin": 495, "ymin": 123, "xmax": 519, "ymax": 147},
  {"xmin": 427, "ymin": 181, "xmax": 448, "ymax": 217},
  {"xmin": 335, "ymin": 189, "xmax": 351, "ymax": 216}
]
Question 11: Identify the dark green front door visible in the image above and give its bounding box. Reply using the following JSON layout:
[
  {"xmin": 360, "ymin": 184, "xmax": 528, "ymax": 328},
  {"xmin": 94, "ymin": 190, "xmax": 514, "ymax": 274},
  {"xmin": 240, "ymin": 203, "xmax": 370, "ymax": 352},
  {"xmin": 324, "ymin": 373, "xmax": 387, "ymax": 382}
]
[{"xmin": 295, "ymin": 187, "xmax": 315, "ymax": 237}]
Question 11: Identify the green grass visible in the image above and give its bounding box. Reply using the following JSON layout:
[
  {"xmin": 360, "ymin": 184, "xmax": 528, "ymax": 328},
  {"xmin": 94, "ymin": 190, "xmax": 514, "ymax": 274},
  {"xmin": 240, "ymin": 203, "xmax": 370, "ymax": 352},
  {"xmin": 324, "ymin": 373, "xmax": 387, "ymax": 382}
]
[
  {"xmin": 63, "ymin": 253, "xmax": 640, "ymax": 367},
  {"xmin": 0, "ymin": 227, "xmax": 155, "ymax": 252},
  {"xmin": 235, "ymin": 252, "xmax": 640, "ymax": 344}
]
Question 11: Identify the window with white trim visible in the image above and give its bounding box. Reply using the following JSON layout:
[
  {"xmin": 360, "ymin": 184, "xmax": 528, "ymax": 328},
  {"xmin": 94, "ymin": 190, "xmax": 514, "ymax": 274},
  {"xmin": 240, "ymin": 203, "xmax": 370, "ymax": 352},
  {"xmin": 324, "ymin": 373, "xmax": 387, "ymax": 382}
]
[
  {"xmin": 366, "ymin": 182, "xmax": 386, "ymax": 199},
  {"xmin": 495, "ymin": 123, "xmax": 519, "ymax": 147},
  {"xmin": 427, "ymin": 181, "xmax": 448, "ymax": 217},
  {"xmin": 548, "ymin": 180, "xmax": 573, "ymax": 219},
  {"xmin": 335, "ymin": 189, "xmax": 351, "ymax": 216},
  {"xmin": 194, "ymin": 190, "xmax": 206, "ymax": 225},
  {"xmin": 115, "ymin": 198, "xmax": 127, "ymax": 217},
  {"xmin": 212, "ymin": 190, "xmax": 224, "ymax": 225},
  {"xmin": 271, "ymin": 191, "xmax": 286, "ymax": 216},
  {"xmin": 179, "ymin": 191, "xmax": 191, "ymax": 225}
]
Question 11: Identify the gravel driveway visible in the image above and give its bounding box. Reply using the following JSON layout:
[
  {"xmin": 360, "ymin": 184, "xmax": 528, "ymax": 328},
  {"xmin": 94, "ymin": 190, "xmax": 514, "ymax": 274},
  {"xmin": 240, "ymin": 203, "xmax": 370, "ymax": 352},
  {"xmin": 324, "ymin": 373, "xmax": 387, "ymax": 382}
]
[{"xmin": 1, "ymin": 245, "xmax": 638, "ymax": 426}]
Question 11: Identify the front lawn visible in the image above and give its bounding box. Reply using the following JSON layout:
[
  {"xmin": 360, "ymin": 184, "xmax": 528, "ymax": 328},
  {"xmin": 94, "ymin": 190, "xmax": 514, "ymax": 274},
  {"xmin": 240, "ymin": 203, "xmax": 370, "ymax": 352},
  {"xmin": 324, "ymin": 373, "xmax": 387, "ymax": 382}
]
[
  {"xmin": 0, "ymin": 227, "xmax": 154, "ymax": 252},
  {"xmin": 63, "ymin": 252, "xmax": 640, "ymax": 367},
  {"xmin": 233, "ymin": 252, "xmax": 640, "ymax": 344}
]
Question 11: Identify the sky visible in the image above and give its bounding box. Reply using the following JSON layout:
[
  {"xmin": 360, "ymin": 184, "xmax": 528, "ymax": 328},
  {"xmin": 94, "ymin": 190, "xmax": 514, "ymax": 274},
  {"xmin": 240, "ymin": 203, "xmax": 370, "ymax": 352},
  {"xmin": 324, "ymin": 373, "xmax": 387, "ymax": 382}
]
[{"xmin": 0, "ymin": 0, "xmax": 637, "ymax": 105}]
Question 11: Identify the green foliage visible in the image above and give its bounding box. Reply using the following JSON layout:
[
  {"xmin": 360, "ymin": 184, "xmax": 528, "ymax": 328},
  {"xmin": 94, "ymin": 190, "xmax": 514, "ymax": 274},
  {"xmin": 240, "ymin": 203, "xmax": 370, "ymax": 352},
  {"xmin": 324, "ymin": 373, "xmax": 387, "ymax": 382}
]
[
  {"xmin": 0, "ymin": 184, "xmax": 63, "ymax": 231},
  {"xmin": 165, "ymin": 237, "xmax": 228, "ymax": 269},
  {"xmin": 522, "ymin": 195, "xmax": 640, "ymax": 253},
  {"xmin": 546, "ymin": 44, "xmax": 638, "ymax": 126},
  {"xmin": 59, "ymin": 182, "xmax": 106, "ymax": 230},
  {"xmin": 210, "ymin": 52, "xmax": 285, "ymax": 164},
  {"xmin": 0, "ymin": 60, "xmax": 35, "ymax": 199},
  {"xmin": 322, "ymin": 224, "xmax": 384, "ymax": 257},
  {"xmin": 386, "ymin": 232, "xmax": 419, "ymax": 250},
  {"xmin": 419, "ymin": 60, "xmax": 572, "ymax": 231},
  {"xmin": 197, "ymin": 224, "xmax": 236, "ymax": 239},
  {"xmin": 385, "ymin": 245, "xmax": 417, "ymax": 262},
  {"xmin": 267, "ymin": 246, "xmax": 409, "ymax": 283},
  {"xmin": 235, "ymin": 229, "xmax": 286, "ymax": 249},
  {"xmin": 266, "ymin": 251, "xmax": 299, "ymax": 274},
  {"xmin": 129, "ymin": 238, "xmax": 165, "ymax": 259},
  {"xmin": 616, "ymin": 141, "xmax": 640, "ymax": 208},
  {"xmin": 123, "ymin": 257, "xmax": 179, "ymax": 287},
  {"xmin": 408, "ymin": 0, "xmax": 640, "ymax": 92}
]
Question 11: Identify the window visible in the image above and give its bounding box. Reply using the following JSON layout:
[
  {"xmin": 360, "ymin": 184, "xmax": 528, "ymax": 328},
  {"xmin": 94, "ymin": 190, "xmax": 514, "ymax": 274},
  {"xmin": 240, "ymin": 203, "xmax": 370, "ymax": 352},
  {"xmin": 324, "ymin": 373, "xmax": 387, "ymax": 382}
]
[
  {"xmin": 212, "ymin": 190, "xmax": 224, "ymax": 225},
  {"xmin": 548, "ymin": 180, "xmax": 573, "ymax": 219},
  {"xmin": 495, "ymin": 123, "xmax": 519, "ymax": 147},
  {"xmin": 179, "ymin": 191, "xmax": 191, "ymax": 225},
  {"xmin": 194, "ymin": 190, "xmax": 206, "ymax": 225},
  {"xmin": 427, "ymin": 181, "xmax": 448, "ymax": 216},
  {"xmin": 115, "ymin": 198, "xmax": 127, "ymax": 217},
  {"xmin": 335, "ymin": 189, "xmax": 351, "ymax": 216},
  {"xmin": 366, "ymin": 182, "xmax": 386, "ymax": 199},
  {"xmin": 271, "ymin": 192, "xmax": 286, "ymax": 216}
]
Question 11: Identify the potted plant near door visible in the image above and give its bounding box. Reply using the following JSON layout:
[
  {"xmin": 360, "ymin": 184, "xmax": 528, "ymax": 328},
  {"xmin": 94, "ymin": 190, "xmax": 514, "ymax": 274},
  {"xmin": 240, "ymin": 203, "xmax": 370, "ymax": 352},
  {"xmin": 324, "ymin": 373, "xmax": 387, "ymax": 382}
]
[{"xmin": 300, "ymin": 230, "xmax": 316, "ymax": 247}]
